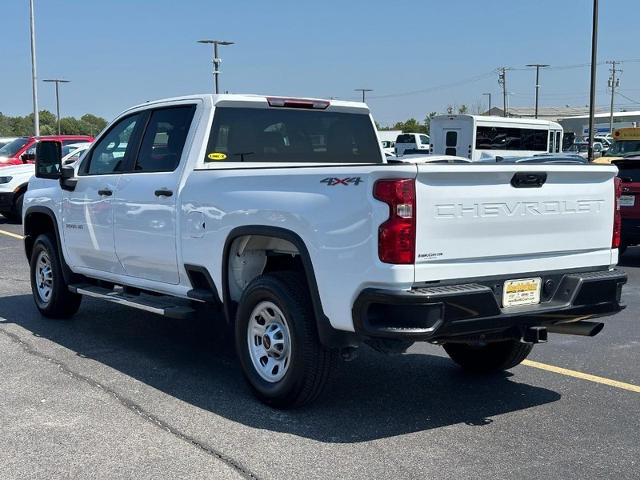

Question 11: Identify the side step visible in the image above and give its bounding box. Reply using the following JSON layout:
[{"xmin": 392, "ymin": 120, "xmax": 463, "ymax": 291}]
[{"xmin": 69, "ymin": 284, "xmax": 196, "ymax": 319}]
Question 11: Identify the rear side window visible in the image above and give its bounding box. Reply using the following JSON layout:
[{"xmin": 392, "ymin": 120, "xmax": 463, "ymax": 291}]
[
  {"xmin": 204, "ymin": 107, "xmax": 381, "ymax": 164},
  {"xmin": 396, "ymin": 134, "xmax": 414, "ymax": 144},
  {"xmin": 419, "ymin": 135, "xmax": 430, "ymax": 145},
  {"xmin": 135, "ymin": 105, "xmax": 196, "ymax": 172}
]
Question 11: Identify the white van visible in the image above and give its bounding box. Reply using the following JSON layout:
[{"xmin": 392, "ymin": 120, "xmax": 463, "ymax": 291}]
[
  {"xmin": 394, "ymin": 133, "xmax": 431, "ymax": 156},
  {"xmin": 430, "ymin": 115, "xmax": 563, "ymax": 161}
]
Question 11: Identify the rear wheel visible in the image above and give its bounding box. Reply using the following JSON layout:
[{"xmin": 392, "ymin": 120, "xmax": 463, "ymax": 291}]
[
  {"xmin": 443, "ymin": 340, "xmax": 533, "ymax": 373},
  {"xmin": 235, "ymin": 272, "xmax": 336, "ymax": 408},
  {"xmin": 30, "ymin": 234, "xmax": 82, "ymax": 318},
  {"xmin": 619, "ymin": 243, "xmax": 628, "ymax": 256}
]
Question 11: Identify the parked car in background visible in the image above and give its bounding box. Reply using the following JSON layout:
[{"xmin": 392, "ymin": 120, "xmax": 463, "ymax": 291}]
[
  {"xmin": 394, "ymin": 133, "xmax": 430, "ymax": 156},
  {"xmin": 564, "ymin": 141, "xmax": 603, "ymax": 159},
  {"xmin": 0, "ymin": 163, "xmax": 34, "ymax": 222},
  {"xmin": 380, "ymin": 140, "xmax": 395, "ymax": 156},
  {"xmin": 61, "ymin": 142, "xmax": 92, "ymax": 165},
  {"xmin": 0, "ymin": 135, "xmax": 93, "ymax": 167},
  {"xmin": 0, "ymin": 137, "xmax": 18, "ymax": 149},
  {"xmin": 593, "ymin": 136, "xmax": 612, "ymax": 153},
  {"xmin": 613, "ymin": 157, "xmax": 640, "ymax": 255},
  {"xmin": 0, "ymin": 142, "xmax": 90, "ymax": 223}
]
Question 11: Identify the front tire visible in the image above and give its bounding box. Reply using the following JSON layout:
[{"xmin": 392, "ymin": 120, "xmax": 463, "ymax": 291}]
[
  {"xmin": 443, "ymin": 340, "xmax": 533, "ymax": 373},
  {"xmin": 30, "ymin": 234, "xmax": 82, "ymax": 318},
  {"xmin": 235, "ymin": 272, "xmax": 336, "ymax": 408}
]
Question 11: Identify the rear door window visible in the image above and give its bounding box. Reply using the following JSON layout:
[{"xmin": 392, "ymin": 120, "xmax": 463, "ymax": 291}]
[
  {"xmin": 204, "ymin": 107, "xmax": 381, "ymax": 164},
  {"xmin": 134, "ymin": 105, "xmax": 196, "ymax": 172}
]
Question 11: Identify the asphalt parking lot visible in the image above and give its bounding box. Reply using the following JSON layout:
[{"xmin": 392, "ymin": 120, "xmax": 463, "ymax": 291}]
[{"xmin": 0, "ymin": 218, "xmax": 638, "ymax": 479}]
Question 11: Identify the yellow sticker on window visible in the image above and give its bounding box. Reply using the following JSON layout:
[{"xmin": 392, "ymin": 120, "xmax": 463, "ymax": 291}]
[{"xmin": 207, "ymin": 152, "xmax": 227, "ymax": 161}]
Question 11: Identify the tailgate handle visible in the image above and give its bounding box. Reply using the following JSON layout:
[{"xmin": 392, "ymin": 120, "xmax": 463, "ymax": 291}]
[{"xmin": 511, "ymin": 172, "xmax": 547, "ymax": 188}]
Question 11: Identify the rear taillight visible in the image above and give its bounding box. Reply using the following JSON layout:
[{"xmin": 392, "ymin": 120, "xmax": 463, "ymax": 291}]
[
  {"xmin": 613, "ymin": 176, "xmax": 622, "ymax": 249},
  {"xmin": 373, "ymin": 179, "xmax": 416, "ymax": 264}
]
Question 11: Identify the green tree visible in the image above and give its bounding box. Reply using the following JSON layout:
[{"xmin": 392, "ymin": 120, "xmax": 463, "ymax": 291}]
[
  {"xmin": 458, "ymin": 104, "xmax": 468, "ymax": 114},
  {"xmin": 0, "ymin": 110, "xmax": 107, "ymax": 136}
]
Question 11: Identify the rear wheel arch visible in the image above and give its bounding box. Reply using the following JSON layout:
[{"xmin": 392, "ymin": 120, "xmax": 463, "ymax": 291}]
[{"xmin": 221, "ymin": 226, "xmax": 357, "ymax": 349}]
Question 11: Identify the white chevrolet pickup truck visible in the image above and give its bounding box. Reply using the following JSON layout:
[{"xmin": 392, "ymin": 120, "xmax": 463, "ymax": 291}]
[{"xmin": 24, "ymin": 94, "xmax": 626, "ymax": 407}]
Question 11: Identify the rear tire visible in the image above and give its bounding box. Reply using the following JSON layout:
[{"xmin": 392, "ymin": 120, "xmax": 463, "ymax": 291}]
[
  {"xmin": 443, "ymin": 340, "xmax": 533, "ymax": 373},
  {"xmin": 235, "ymin": 272, "xmax": 336, "ymax": 408},
  {"xmin": 619, "ymin": 243, "xmax": 628, "ymax": 256},
  {"xmin": 30, "ymin": 233, "xmax": 82, "ymax": 318}
]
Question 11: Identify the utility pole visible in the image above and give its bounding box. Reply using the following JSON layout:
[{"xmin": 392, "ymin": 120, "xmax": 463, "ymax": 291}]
[
  {"xmin": 587, "ymin": 0, "xmax": 599, "ymax": 162},
  {"xmin": 354, "ymin": 88, "xmax": 373, "ymax": 103},
  {"xmin": 197, "ymin": 39, "xmax": 235, "ymax": 94},
  {"xmin": 498, "ymin": 68, "xmax": 508, "ymax": 117},
  {"xmin": 607, "ymin": 60, "xmax": 621, "ymax": 136},
  {"xmin": 29, "ymin": 0, "xmax": 39, "ymax": 136},
  {"xmin": 482, "ymin": 93, "xmax": 492, "ymax": 114},
  {"xmin": 526, "ymin": 64, "xmax": 549, "ymax": 118},
  {"xmin": 43, "ymin": 79, "xmax": 70, "ymax": 135}
]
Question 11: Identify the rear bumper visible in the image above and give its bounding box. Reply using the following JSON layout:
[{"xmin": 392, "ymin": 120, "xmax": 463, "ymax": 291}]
[{"xmin": 352, "ymin": 268, "xmax": 627, "ymax": 342}]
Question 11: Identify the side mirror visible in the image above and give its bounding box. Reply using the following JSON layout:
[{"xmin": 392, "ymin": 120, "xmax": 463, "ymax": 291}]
[
  {"xmin": 35, "ymin": 141, "xmax": 62, "ymax": 179},
  {"xmin": 60, "ymin": 165, "xmax": 78, "ymax": 191},
  {"xmin": 21, "ymin": 152, "xmax": 36, "ymax": 163}
]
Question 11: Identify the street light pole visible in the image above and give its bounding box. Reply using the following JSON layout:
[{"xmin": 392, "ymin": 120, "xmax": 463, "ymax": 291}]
[
  {"xmin": 29, "ymin": 0, "xmax": 39, "ymax": 136},
  {"xmin": 587, "ymin": 0, "xmax": 599, "ymax": 162},
  {"xmin": 526, "ymin": 64, "xmax": 549, "ymax": 119},
  {"xmin": 197, "ymin": 40, "xmax": 235, "ymax": 94},
  {"xmin": 43, "ymin": 79, "xmax": 70, "ymax": 135},
  {"xmin": 354, "ymin": 88, "xmax": 373, "ymax": 103},
  {"xmin": 482, "ymin": 93, "xmax": 492, "ymax": 114}
]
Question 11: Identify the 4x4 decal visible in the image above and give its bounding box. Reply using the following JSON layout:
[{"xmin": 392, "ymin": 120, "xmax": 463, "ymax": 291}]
[{"xmin": 320, "ymin": 177, "xmax": 363, "ymax": 186}]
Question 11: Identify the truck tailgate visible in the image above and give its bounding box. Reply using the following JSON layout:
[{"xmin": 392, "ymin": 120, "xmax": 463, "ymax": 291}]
[{"xmin": 414, "ymin": 164, "xmax": 618, "ymax": 282}]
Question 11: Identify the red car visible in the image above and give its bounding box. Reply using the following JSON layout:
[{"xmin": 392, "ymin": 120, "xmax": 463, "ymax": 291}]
[
  {"xmin": 0, "ymin": 135, "xmax": 93, "ymax": 167},
  {"xmin": 614, "ymin": 158, "xmax": 640, "ymax": 255}
]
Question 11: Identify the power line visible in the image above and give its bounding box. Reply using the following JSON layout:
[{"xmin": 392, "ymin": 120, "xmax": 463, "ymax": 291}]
[
  {"xmin": 617, "ymin": 92, "xmax": 640, "ymax": 104},
  {"xmin": 368, "ymin": 71, "xmax": 495, "ymax": 100}
]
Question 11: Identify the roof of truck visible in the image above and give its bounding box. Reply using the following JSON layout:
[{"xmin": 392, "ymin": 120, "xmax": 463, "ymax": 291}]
[{"xmin": 124, "ymin": 94, "xmax": 370, "ymax": 115}]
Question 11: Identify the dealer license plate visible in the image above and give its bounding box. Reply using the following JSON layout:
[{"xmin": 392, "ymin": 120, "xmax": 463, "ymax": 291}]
[
  {"xmin": 502, "ymin": 277, "xmax": 541, "ymax": 308},
  {"xmin": 620, "ymin": 195, "xmax": 635, "ymax": 207}
]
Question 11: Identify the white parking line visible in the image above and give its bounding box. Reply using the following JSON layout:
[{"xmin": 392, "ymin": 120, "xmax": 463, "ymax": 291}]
[{"xmin": 0, "ymin": 229, "xmax": 24, "ymax": 240}]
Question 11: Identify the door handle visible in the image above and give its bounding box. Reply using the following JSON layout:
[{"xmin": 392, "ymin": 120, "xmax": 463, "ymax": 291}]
[
  {"xmin": 155, "ymin": 188, "xmax": 173, "ymax": 197},
  {"xmin": 98, "ymin": 188, "xmax": 113, "ymax": 196}
]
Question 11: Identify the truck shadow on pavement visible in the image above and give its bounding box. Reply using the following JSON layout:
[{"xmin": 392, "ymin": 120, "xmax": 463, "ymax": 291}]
[{"xmin": 0, "ymin": 294, "xmax": 561, "ymax": 443}]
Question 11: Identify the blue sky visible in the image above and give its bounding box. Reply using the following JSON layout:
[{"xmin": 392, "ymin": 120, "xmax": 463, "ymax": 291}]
[{"xmin": 2, "ymin": 0, "xmax": 639, "ymax": 126}]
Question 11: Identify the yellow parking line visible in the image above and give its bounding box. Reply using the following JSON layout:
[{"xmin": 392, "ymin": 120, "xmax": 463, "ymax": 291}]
[
  {"xmin": 522, "ymin": 359, "xmax": 640, "ymax": 394},
  {"xmin": 0, "ymin": 229, "xmax": 24, "ymax": 240}
]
